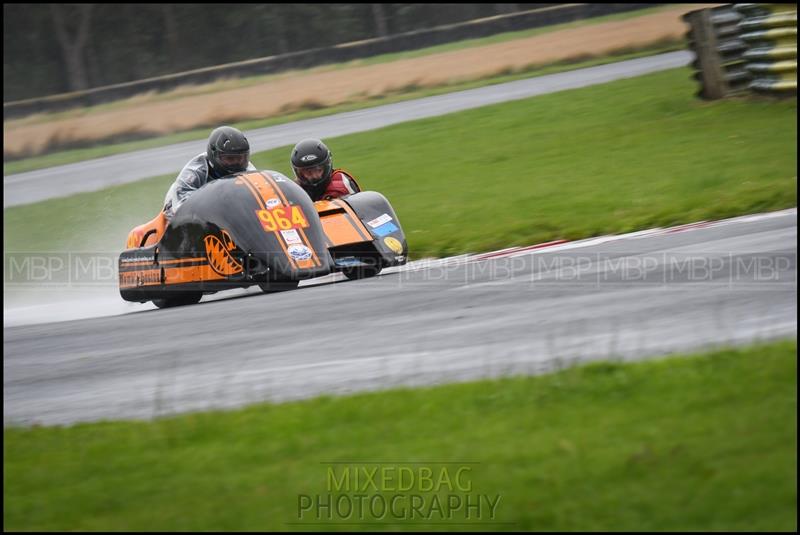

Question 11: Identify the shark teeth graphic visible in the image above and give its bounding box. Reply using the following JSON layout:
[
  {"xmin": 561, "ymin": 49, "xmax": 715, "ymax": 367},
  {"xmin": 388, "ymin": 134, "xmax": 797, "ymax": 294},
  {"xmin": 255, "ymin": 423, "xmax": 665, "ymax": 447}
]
[{"xmin": 204, "ymin": 234, "xmax": 243, "ymax": 276}]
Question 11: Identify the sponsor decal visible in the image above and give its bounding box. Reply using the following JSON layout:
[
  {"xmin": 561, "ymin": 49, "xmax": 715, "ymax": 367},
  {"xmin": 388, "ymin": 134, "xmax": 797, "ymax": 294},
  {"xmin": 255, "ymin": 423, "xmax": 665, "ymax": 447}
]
[
  {"xmin": 120, "ymin": 256, "xmax": 154, "ymax": 263},
  {"xmin": 384, "ymin": 237, "xmax": 404, "ymax": 254},
  {"xmin": 372, "ymin": 222, "xmax": 399, "ymax": 237},
  {"xmin": 281, "ymin": 229, "xmax": 302, "ymax": 245},
  {"xmin": 288, "ymin": 244, "xmax": 312, "ymax": 261},
  {"xmin": 266, "ymin": 197, "xmax": 282, "ymax": 209},
  {"xmin": 119, "ymin": 270, "xmax": 160, "ymax": 287},
  {"xmin": 300, "ymin": 154, "xmax": 318, "ymax": 162},
  {"xmin": 256, "ymin": 205, "xmax": 310, "ymax": 232},
  {"xmin": 335, "ymin": 257, "xmax": 365, "ymax": 267},
  {"xmin": 367, "ymin": 213, "xmax": 393, "ymax": 228},
  {"xmin": 204, "ymin": 230, "xmax": 243, "ymax": 276}
]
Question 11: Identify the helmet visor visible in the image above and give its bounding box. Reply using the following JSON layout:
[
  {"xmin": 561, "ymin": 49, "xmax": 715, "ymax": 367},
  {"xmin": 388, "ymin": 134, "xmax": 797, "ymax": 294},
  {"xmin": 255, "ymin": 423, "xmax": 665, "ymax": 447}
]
[
  {"xmin": 296, "ymin": 164, "xmax": 327, "ymax": 183},
  {"xmin": 219, "ymin": 152, "xmax": 248, "ymax": 171}
]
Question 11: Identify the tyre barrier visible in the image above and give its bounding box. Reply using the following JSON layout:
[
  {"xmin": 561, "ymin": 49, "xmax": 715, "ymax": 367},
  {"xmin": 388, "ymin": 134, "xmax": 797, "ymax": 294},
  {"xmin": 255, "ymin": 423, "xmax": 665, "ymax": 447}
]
[
  {"xmin": 684, "ymin": 3, "xmax": 797, "ymax": 99},
  {"xmin": 735, "ymin": 3, "xmax": 797, "ymax": 95}
]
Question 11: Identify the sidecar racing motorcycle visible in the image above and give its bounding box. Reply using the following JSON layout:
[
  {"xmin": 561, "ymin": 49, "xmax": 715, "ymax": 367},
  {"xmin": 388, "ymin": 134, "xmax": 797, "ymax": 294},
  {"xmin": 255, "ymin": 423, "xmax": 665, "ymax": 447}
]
[{"xmin": 118, "ymin": 170, "xmax": 407, "ymax": 308}]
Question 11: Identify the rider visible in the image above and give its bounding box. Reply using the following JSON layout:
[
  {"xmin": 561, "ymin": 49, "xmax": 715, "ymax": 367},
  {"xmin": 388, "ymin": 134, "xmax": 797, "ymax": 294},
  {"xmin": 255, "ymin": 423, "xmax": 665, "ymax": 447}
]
[
  {"xmin": 163, "ymin": 126, "xmax": 257, "ymax": 220},
  {"xmin": 290, "ymin": 138, "xmax": 361, "ymax": 201}
]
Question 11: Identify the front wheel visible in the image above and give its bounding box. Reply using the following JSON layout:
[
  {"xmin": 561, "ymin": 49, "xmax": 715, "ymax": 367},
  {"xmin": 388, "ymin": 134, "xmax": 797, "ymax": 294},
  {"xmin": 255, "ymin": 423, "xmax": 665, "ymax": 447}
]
[
  {"xmin": 152, "ymin": 292, "xmax": 203, "ymax": 309},
  {"xmin": 342, "ymin": 261, "xmax": 382, "ymax": 280},
  {"xmin": 258, "ymin": 280, "xmax": 300, "ymax": 293}
]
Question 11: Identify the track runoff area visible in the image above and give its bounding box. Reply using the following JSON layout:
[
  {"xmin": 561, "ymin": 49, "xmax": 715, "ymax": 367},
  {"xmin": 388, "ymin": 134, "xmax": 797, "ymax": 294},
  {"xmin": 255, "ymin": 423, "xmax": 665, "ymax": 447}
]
[{"xmin": 3, "ymin": 207, "xmax": 796, "ymax": 426}]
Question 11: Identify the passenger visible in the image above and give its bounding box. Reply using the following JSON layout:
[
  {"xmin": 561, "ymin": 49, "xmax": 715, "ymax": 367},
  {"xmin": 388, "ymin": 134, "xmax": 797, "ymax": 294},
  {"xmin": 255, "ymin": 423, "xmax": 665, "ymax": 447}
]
[{"xmin": 290, "ymin": 138, "xmax": 361, "ymax": 201}]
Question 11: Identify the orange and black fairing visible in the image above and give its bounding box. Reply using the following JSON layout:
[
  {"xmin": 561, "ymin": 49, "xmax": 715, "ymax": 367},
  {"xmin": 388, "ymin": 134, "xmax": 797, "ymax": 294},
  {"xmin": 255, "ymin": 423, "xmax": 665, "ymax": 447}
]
[
  {"xmin": 315, "ymin": 198, "xmax": 373, "ymax": 247},
  {"xmin": 119, "ymin": 171, "xmax": 407, "ymax": 304},
  {"xmin": 120, "ymin": 172, "xmax": 331, "ymax": 302},
  {"xmin": 326, "ymin": 191, "xmax": 409, "ymax": 267},
  {"xmin": 126, "ymin": 211, "xmax": 167, "ymax": 249}
]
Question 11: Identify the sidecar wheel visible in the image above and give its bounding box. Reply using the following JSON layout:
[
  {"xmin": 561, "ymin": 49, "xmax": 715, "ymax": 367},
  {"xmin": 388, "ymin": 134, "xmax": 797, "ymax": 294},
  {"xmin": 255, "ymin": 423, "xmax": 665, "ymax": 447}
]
[
  {"xmin": 152, "ymin": 292, "xmax": 203, "ymax": 309},
  {"xmin": 342, "ymin": 262, "xmax": 382, "ymax": 280},
  {"xmin": 258, "ymin": 281, "xmax": 300, "ymax": 293}
]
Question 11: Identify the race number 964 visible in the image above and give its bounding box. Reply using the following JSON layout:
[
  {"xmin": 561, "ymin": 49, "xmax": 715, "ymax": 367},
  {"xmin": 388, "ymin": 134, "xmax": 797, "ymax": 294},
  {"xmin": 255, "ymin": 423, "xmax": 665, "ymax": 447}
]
[{"xmin": 256, "ymin": 206, "xmax": 309, "ymax": 232}]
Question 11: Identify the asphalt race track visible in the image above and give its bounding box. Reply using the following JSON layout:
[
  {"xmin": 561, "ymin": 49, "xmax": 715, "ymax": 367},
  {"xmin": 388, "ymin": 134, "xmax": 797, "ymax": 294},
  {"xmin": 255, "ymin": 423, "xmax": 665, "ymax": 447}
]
[
  {"xmin": 3, "ymin": 51, "xmax": 691, "ymax": 207},
  {"xmin": 4, "ymin": 209, "xmax": 796, "ymax": 426}
]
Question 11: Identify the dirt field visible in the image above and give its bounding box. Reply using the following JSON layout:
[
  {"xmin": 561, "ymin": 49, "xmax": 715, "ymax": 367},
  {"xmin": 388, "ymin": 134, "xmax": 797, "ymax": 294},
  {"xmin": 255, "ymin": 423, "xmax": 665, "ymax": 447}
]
[{"xmin": 3, "ymin": 5, "xmax": 717, "ymax": 157}]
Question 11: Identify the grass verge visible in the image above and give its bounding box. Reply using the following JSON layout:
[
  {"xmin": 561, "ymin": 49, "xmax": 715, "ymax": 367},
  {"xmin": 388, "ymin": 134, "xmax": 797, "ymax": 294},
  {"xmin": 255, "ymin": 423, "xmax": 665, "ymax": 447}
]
[
  {"xmin": 2, "ymin": 40, "xmax": 683, "ymax": 174},
  {"xmin": 4, "ymin": 67, "xmax": 796, "ymax": 258},
  {"xmin": 4, "ymin": 339, "xmax": 797, "ymax": 531}
]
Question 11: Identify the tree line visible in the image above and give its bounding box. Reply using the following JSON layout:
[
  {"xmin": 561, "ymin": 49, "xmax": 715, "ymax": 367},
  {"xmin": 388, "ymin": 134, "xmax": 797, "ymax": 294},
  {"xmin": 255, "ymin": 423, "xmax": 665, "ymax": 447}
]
[{"xmin": 4, "ymin": 3, "xmax": 529, "ymax": 102}]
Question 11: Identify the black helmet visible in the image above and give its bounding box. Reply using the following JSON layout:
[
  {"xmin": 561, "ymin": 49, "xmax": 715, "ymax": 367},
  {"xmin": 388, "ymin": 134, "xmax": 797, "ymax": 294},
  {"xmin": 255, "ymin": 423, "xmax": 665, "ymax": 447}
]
[
  {"xmin": 207, "ymin": 126, "xmax": 250, "ymax": 177},
  {"xmin": 291, "ymin": 138, "xmax": 333, "ymax": 189}
]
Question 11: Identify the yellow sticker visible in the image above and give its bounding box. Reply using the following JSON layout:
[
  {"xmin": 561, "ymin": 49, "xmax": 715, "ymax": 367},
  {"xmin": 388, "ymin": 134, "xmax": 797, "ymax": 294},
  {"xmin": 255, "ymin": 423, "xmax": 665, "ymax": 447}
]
[
  {"xmin": 384, "ymin": 237, "xmax": 403, "ymax": 254},
  {"xmin": 256, "ymin": 205, "xmax": 309, "ymax": 232}
]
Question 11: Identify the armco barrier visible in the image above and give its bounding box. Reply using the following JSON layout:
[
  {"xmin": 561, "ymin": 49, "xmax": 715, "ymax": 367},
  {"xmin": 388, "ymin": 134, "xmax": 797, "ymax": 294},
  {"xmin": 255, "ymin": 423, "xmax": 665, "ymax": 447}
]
[
  {"xmin": 735, "ymin": 3, "xmax": 798, "ymax": 95},
  {"xmin": 3, "ymin": 4, "xmax": 655, "ymax": 120}
]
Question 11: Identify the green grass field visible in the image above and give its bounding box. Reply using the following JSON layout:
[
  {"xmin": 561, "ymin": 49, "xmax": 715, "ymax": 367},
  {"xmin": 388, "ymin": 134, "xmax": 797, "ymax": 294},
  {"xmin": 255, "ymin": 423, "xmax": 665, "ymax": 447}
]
[
  {"xmin": 4, "ymin": 339, "xmax": 796, "ymax": 531},
  {"xmin": 4, "ymin": 67, "xmax": 796, "ymax": 259}
]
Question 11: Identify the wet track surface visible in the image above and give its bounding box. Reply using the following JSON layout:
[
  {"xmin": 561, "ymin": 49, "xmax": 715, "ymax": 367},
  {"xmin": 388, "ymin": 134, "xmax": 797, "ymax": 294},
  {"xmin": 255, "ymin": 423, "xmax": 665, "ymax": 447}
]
[
  {"xmin": 4, "ymin": 209, "xmax": 796, "ymax": 426},
  {"xmin": 3, "ymin": 51, "xmax": 691, "ymax": 207}
]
